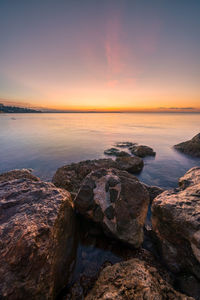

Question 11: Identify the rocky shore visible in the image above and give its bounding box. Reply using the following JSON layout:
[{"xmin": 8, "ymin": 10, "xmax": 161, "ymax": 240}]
[{"xmin": 0, "ymin": 140, "xmax": 200, "ymax": 299}]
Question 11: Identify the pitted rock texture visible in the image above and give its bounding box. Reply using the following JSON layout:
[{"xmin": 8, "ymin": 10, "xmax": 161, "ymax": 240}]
[
  {"xmin": 130, "ymin": 144, "xmax": 156, "ymax": 157},
  {"xmin": 85, "ymin": 259, "xmax": 193, "ymax": 300},
  {"xmin": 52, "ymin": 158, "xmax": 144, "ymax": 198},
  {"xmin": 115, "ymin": 156, "xmax": 144, "ymax": 173},
  {"xmin": 0, "ymin": 170, "xmax": 76, "ymax": 300},
  {"xmin": 174, "ymin": 133, "xmax": 200, "ymax": 157},
  {"xmin": 152, "ymin": 167, "xmax": 200, "ymax": 280},
  {"xmin": 75, "ymin": 168, "xmax": 149, "ymax": 247}
]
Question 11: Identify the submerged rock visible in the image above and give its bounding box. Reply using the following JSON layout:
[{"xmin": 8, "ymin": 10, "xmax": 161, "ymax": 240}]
[
  {"xmin": 104, "ymin": 148, "xmax": 130, "ymax": 157},
  {"xmin": 152, "ymin": 167, "xmax": 200, "ymax": 280},
  {"xmin": 52, "ymin": 158, "xmax": 144, "ymax": 198},
  {"xmin": 75, "ymin": 168, "xmax": 149, "ymax": 247},
  {"xmin": 115, "ymin": 141, "xmax": 136, "ymax": 148},
  {"xmin": 174, "ymin": 133, "xmax": 200, "ymax": 157},
  {"xmin": 115, "ymin": 155, "xmax": 144, "ymax": 173},
  {"xmin": 0, "ymin": 170, "xmax": 76, "ymax": 300},
  {"xmin": 85, "ymin": 258, "xmax": 193, "ymax": 300},
  {"xmin": 130, "ymin": 144, "xmax": 156, "ymax": 157}
]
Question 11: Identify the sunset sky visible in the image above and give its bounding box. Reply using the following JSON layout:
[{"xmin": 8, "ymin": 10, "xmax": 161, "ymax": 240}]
[{"xmin": 0, "ymin": 0, "xmax": 199, "ymax": 111}]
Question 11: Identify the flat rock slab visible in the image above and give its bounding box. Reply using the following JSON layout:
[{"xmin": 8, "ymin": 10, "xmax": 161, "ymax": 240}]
[
  {"xmin": 115, "ymin": 156, "xmax": 144, "ymax": 173},
  {"xmin": 174, "ymin": 133, "xmax": 200, "ymax": 157},
  {"xmin": 152, "ymin": 167, "xmax": 200, "ymax": 280},
  {"xmin": 0, "ymin": 170, "xmax": 76, "ymax": 300},
  {"xmin": 75, "ymin": 168, "xmax": 149, "ymax": 247},
  {"xmin": 86, "ymin": 258, "xmax": 193, "ymax": 300}
]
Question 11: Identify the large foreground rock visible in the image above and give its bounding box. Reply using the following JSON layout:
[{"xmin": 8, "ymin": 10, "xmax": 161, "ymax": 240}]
[
  {"xmin": 86, "ymin": 259, "xmax": 193, "ymax": 300},
  {"xmin": 0, "ymin": 170, "xmax": 76, "ymax": 300},
  {"xmin": 75, "ymin": 168, "xmax": 149, "ymax": 247},
  {"xmin": 152, "ymin": 167, "xmax": 200, "ymax": 280},
  {"xmin": 52, "ymin": 158, "xmax": 144, "ymax": 198},
  {"xmin": 174, "ymin": 133, "xmax": 200, "ymax": 157}
]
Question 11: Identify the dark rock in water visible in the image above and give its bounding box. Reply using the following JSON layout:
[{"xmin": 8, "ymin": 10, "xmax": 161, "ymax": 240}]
[
  {"xmin": 115, "ymin": 156, "xmax": 144, "ymax": 173},
  {"xmin": 152, "ymin": 167, "xmax": 200, "ymax": 281},
  {"xmin": 52, "ymin": 158, "xmax": 144, "ymax": 198},
  {"xmin": 104, "ymin": 147, "xmax": 120, "ymax": 156},
  {"xmin": 0, "ymin": 170, "xmax": 76, "ymax": 300},
  {"xmin": 75, "ymin": 168, "xmax": 149, "ymax": 247},
  {"xmin": 115, "ymin": 141, "xmax": 137, "ymax": 148},
  {"xmin": 130, "ymin": 144, "xmax": 156, "ymax": 157},
  {"xmin": 85, "ymin": 258, "xmax": 193, "ymax": 300},
  {"xmin": 174, "ymin": 133, "xmax": 200, "ymax": 157},
  {"xmin": 142, "ymin": 183, "xmax": 164, "ymax": 204},
  {"xmin": 104, "ymin": 148, "xmax": 130, "ymax": 157}
]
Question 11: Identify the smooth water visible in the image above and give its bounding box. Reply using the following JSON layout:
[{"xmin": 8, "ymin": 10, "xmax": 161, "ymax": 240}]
[{"xmin": 0, "ymin": 113, "xmax": 200, "ymax": 188}]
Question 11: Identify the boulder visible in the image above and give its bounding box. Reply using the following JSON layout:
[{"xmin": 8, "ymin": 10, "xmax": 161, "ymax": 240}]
[
  {"xmin": 74, "ymin": 168, "xmax": 149, "ymax": 247},
  {"xmin": 104, "ymin": 148, "xmax": 130, "ymax": 157},
  {"xmin": 52, "ymin": 158, "xmax": 144, "ymax": 198},
  {"xmin": 115, "ymin": 156, "xmax": 144, "ymax": 173},
  {"xmin": 152, "ymin": 167, "xmax": 200, "ymax": 280},
  {"xmin": 174, "ymin": 133, "xmax": 200, "ymax": 157},
  {"xmin": 85, "ymin": 258, "xmax": 193, "ymax": 300},
  {"xmin": 52, "ymin": 159, "xmax": 118, "ymax": 198},
  {"xmin": 0, "ymin": 170, "xmax": 76, "ymax": 300},
  {"xmin": 130, "ymin": 145, "xmax": 156, "ymax": 157}
]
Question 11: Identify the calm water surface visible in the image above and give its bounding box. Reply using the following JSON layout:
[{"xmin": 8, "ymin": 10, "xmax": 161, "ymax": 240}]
[{"xmin": 0, "ymin": 112, "xmax": 200, "ymax": 188}]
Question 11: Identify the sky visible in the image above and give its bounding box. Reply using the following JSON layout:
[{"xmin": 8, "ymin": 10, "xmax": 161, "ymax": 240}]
[{"xmin": 0, "ymin": 0, "xmax": 199, "ymax": 111}]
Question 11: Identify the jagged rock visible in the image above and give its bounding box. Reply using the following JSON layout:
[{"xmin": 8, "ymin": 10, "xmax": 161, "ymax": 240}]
[
  {"xmin": 115, "ymin": 156, "xmax": 144, "ymax": 173},
  {"xmin": 104, "ymin": 148, "xmax": 130, "ymax": 157},
  {"xmin": 130, "ymin": 145, "xmax": 156, "ymax": 157},
  {"xmin": 85, "ymin": 259, "xmax": 193, "ymax": 300},
  {"xmin": 74, "ymin": 168, "xmax": 149, "ymax": 247},
  {"xmin": 0, "ymin": 170, "xmax": 76, "ymax": 300},
  {"xmin": 52, "ymin": 158, "xmax": 144, "ymax": 198},
  {"xmin": 152, "ymin": 167, "xmax": 200, "ymax": 280},
  {"xmin": 174, "ymin": 133, "xmax": 200, "ymax": 157}
]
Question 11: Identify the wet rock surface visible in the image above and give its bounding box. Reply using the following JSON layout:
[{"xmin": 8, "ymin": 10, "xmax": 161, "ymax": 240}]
[
  {"xmin": 75, "ymin": 168, "xmax": 149, "ymax": 247},
  {"xmin": 85, "ymin": 258, "xmax": 193, "ymax": 300},
  {"xmin": 152, "ymin": 167, "xmax": 200, "ymax": 280},
  {"xmin": 0, "ymin": 170, "xmax": 77, "ymax": 300},
  {"xmin": 130, "ymin": 144, "xmax": 156, "ymax": 157},
  {"xmin": 143, "ymin": 183, "xmax": 164, "ymax": 204},
  {"xmin": 174, "ymin": 133, "xmax": 200, "ymax": 157}
]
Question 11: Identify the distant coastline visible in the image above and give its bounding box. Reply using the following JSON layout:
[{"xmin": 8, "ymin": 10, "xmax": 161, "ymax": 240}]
[{"xmin": 0, "ymin": 103, "xmax": 42, "ymax": 113}]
